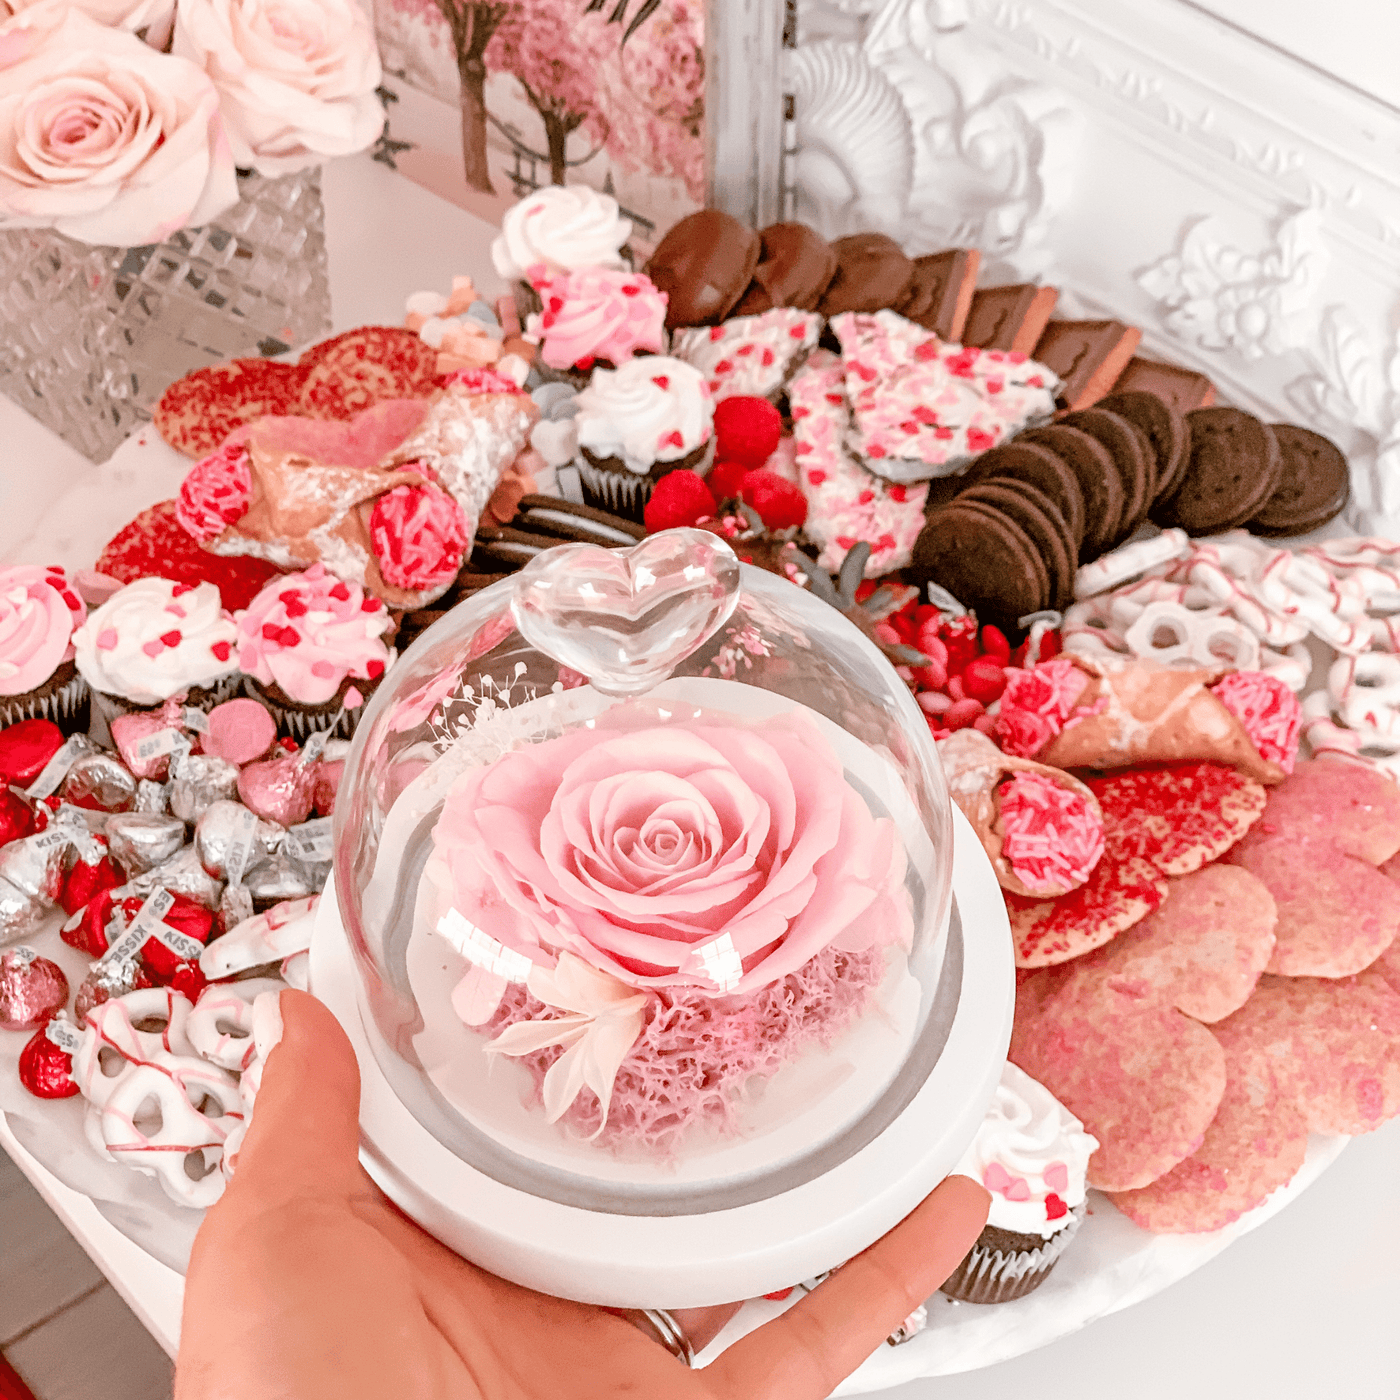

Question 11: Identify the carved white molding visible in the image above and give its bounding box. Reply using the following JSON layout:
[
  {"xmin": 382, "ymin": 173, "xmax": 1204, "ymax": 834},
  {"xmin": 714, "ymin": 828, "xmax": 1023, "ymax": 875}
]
[{"xmin": 1136, "ymin": 207, "xmax": 1330, "ymax": 361}]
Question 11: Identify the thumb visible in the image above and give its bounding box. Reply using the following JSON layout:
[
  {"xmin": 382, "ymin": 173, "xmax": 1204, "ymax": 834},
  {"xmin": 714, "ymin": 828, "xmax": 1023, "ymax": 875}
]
[{"xmin": 225, "ymin": 988, "xmax": 365, "ymax": 1204}]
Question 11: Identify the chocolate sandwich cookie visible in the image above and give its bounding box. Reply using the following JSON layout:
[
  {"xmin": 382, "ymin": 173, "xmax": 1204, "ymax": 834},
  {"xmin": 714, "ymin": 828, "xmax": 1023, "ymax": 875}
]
[
  {"xmin": 958, "ymin": 440, "xmax": 1086, "ymax": 553},
  {"xmin": 512, "ymin": 495, "xmax": 647, "ymax": 546},
  {"xmin": 962, "ymin": 284, "xmax": 1059, "ymax": 356},
  {"xmin": 1097, "ymin": 390, "xmax": 1190, "ymax": 505},
  {"xmin": 817, "ymin": 233, "xmax": 915, "ymax": 316},
  {"xmin": 1110, "ymin": 356, "xmax": 1216, "ymax": 413},
  {"xmin": 397, "ymin": 568, "xmax": 512, "ymax": 649},
  {"xmin": 733, "ymin": 222, "xmax": 838, "ymax": 316},
  {"xmin": 1155, "ymin": 408, "xmax": 1283, "ymax": 534},
  {"xmin": 1249, "ymin": 424, "xmax": 1350, "ymax": 538},
  {"xmin": 1016, "ymin": 424, "xmax": 1124, "ymax": 561},
  {"xmin": 958, "ymin": 479, "xmax": 1077, "ymax": 610},
  {"xmin": 913, "ymin": 500, "xmax": 1050, "ymax": 629},
  {"xmin": 897, "ymin": 249, "xmax": 981, "ymax": 342},
  {"xmin": 1033, "ymin": 320, "xmax": 1142, "ymax": 411},
  {"xmin": 646, "ymin": 210, "xmax": 761, "ymax": 329},
  {"xmin": 1059, "ymin": 407, "xmax": 1154, "ymax": 545}
]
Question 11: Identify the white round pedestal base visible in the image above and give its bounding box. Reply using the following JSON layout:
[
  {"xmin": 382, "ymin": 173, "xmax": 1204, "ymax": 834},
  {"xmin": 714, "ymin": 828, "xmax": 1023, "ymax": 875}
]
[{"xmin": 310, "ymin": 805, "xmax": 1013, "ymax": 1308}]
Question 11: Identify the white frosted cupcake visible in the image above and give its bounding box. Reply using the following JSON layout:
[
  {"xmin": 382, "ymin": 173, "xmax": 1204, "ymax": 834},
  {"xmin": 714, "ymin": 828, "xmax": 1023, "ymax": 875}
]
[
  {"xmin": 941, "ymin": 1061, "xmax": 1099, "ymax": 1304},
  {"xmin": 72, "ymin": 577, "xmax": 239, "ymax": 728},
  {"xmin": 573, "ymin": 356, "xmax": 715, "ymax": 521},
  {"xmin": 491, "ymin": 184, "xmax": 634, "ymax": 318}
]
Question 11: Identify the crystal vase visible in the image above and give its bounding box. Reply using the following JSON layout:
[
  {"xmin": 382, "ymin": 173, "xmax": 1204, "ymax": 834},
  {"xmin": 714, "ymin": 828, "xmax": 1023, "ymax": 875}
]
[{"xmin": 0, "ymin": 168, "xmax": 332, "ymax": 462}]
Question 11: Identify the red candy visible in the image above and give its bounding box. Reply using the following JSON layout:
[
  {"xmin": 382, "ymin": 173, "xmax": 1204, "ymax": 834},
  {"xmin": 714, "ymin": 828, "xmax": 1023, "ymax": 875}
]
[
  {"xmin": 0, "ymin": 785, "xmax": 36, "ymax": 849},
  {"xmin": 740, "ymin": 470, "xmax": 808, "ymax": 531},
  {"xmin": 0, "ymin": 719, "xmax": 64, "ymax": 787},
  {"xmin": 59, "ymin": 843, "xmax": 124, "ymax": 916},
  {"xmin": 962, "ymin": 656, "xmax": 1008, "ymax": 705},
  {"xmin": 979, "ymin": 625, "xmax": 1012, "ymax": 665},
  {"xmin": 643, "ymin": 470, "xmax": 716, "ymax": 534},
  {"xmin": 137, "ymin": 893, "xmax": 217, "ymax": 983},
  {"xmin": 62, "ymin": 888, "xmax": 120, "ymax": 958},
  {"xmin": 18, "ymin": 1024, "xmax": 80, "ymax": 1098},
  {"xmin": 170, "ymin": 960, "xmax": 210, "ymax": 1004},
  {"xmin": 713, "ymin": 396, "xmax": 783, "ymax": 467},
  {"xmin": 943, "ymin": 698, "xmax": 985, "ymax": 731}
]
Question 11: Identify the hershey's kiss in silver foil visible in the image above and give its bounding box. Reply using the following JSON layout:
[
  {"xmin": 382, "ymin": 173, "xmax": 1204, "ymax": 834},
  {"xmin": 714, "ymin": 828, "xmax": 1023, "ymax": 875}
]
[
  {"xmin": 169, "ymin": 754, "xmax": 240, "ymax": 825},
  {"xmin": 0, "ymin": 946, "xmax": 70, "ymax": 1031},
  {"xmin": 134, "ymin": 779, "xmax": 170, "ymax": 814},
  {"xmin": 0, "ymin": 828, "xmax": 70, "ymax": 903},
  {"xmin": 106, "ymin": 813, "xmax": 186, "ymax": 875},
  {"xmin": 73, "ymin": 957, "xmax": 145, "ymax": 1022},
  {"xmin": 126, "ymin": 844, "xmax": 224, "ymax": 911},
  {"xmin": 0, "ymin": 874, "xmax": 45, "ymax": 946},
  {"xmin": 195, "ymin": 801, "xmax": 283, "ymax": 883},
  {"xmin": 62, "ymin": 751, "xmax": 137, "ymax": 813},
  {"xmin": 244, "ymin": 853, "xmax": 319, "ymax": 909}
]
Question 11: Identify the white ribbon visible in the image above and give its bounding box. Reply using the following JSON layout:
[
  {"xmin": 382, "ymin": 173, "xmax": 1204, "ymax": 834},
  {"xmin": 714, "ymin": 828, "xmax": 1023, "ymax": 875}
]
[{"xmin": 485, "ymin": 952, "xmax": 647, "ymax": 1135}]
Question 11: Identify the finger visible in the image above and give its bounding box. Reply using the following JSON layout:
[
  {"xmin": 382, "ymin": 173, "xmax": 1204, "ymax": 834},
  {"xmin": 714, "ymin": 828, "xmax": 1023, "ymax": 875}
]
[
  {"xmin": 705, "ymin": 1175, "xmax": 990, "ymax": 1400},
  {"xmin": 225, "ymin": 988, "xmax": 365, "ymax": 1203}
]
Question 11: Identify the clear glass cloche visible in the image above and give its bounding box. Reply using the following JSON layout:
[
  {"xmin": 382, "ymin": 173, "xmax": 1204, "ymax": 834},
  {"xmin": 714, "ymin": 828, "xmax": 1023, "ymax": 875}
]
[{"xmin": 331, "ymin": 529, "xmax": 959, "ymax": 1205}]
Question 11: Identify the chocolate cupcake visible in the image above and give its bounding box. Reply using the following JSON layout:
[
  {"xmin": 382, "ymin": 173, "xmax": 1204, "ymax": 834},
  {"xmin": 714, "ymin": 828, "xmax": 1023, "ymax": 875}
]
[
  {"xmin": 0, "ymin": 566, "xmax": 91, "ymax": 736},
  {"xmin": 72, "ymin": 577, "xmax": 240, "ymax": 738},
  {"xmin": 574, "ymin": 356, "xmax": 715, "ymax": 521},
  {"xmin": 941, "ymin": 1062, "xmax": 1099, "ymax": 1304},
  {"xmin": 523, "ymin": 267, "xmax": 668, "ymax": 387},
  {"xmin": 235, "ymin": 565, "xmax": 395, "ymax": 741}
]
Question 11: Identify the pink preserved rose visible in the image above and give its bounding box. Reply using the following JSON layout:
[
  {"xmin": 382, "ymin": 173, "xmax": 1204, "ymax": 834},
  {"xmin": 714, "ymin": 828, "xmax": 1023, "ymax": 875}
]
[
  {"xmin": 370, "ymin": 481, "xmax": 469, "ymax": 592},
  {"xmin": 434, "ymin": 707, "xmax": 912, "ymax": 1004}
]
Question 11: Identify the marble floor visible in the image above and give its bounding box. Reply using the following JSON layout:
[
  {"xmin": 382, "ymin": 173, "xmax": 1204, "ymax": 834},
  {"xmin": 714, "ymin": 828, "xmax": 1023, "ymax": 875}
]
[{"xmin": 0, "ymin": 1148, "xmax": 171, "ymax": 1400}]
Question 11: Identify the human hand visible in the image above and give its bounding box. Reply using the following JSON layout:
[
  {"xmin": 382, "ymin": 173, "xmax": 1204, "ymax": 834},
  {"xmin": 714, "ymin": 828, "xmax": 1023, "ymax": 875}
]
[{"xmin": 176, "ymin": 990, "xmax": 989, "ymax": 1400}]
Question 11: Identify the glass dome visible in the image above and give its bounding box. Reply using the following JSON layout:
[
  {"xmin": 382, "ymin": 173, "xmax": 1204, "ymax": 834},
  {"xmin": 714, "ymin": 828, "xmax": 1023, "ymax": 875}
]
[{"xmin": 332, "ymin": 529, "xmax": 960, "ymax": 1210}]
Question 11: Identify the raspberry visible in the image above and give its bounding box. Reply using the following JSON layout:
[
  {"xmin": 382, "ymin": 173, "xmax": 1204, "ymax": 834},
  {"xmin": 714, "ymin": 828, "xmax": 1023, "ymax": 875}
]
[
  {"xmin": 704, "ymin": 458, "xmax": 750, "ymax": 504},
  {"xmin": 740, "ymin": 470, "xmax": 808, "ymax": 531},
  {"xmin": 643, "ymin": 470, "xmax": 717, "ymax": 533},
  {"xmin": 713, "ymin": 396, "xmax": 783, "ymax": 467}
]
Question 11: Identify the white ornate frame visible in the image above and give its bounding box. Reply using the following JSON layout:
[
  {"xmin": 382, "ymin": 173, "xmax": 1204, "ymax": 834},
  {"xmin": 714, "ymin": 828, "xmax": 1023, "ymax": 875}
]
[{"xmin": 786, "ymin": 0, "xmax": 1400, "ymax": 537}]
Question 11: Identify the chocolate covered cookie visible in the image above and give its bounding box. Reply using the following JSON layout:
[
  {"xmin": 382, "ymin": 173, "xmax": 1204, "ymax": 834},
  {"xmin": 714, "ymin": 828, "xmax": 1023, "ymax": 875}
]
[
  {"xmin": 733, "ymin": 222, "xmax": 838, "ymax": 316},
  {"xmin": 1249, "ymin": 425, "xmax": 1350, "ymax": 537},
  {"xmin": 1058, "ymin": 407, "xmax": 1155, "ymax": 546},
  {"xmin": 1098, "ymin": 390, "xmax": 1190, "ymax": 506},
  {"xmin": 646, "ymin": 210, "xmax": 761, "ymax": 329},
  {"xmin": 817, "ymin": 233, "xmax": 915, "ymax": 316},
  {"xmin": 959, "ymin": 440, "xmax": 1086, "ymax": 553},
  {"xmin": 1017, "ymin": 424, "xmax": 1124, "ymax": 561},
  {"xmin": 912, "ymin": 501, "xmax": 1050, "ymax": 628},
  {"xmin": 1155, "ymin": 408, "xmax": 1283, "ymax": 533}
]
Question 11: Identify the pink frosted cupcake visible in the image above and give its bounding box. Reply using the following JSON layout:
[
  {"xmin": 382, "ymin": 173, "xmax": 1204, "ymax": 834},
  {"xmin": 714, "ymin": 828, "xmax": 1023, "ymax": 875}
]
[
  {"xmin": 235, "ymin": 564, "xmax": 395, "ymax": 740},
  {"xmin": 0, "ymin": 565, "xmax": 89, "ymax": 734},
  {"xmin": 525, "ymin": 267, "xmax": 668, "ymax": 385}
]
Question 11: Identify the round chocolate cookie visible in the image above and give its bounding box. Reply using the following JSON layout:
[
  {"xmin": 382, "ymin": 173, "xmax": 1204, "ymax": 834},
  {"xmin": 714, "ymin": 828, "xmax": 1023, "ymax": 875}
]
[
  {"xmin": 1059, "ymin": 407, "xmax": 1155, "ymax": 545},
  {"xmin": 1249, "ymin": 424, "xmax": 1350, "ymax": 538},
  {"xmin": 1156, "ymin": 408, "xmax": 1283, "ymax": 534},
  {"xmin": 1017, "ymin": 424, "xmax": 1124, "ymax": 561},
  {"xmin": 958, "ymin": 480, "xmax": 1077, "ymax": 610},
  {"xmin": 912, "ymin": 501, "xmax": 1050, "ymax": 630},
  {"xmin": 1098, "ymin": 390, "xmax": 1190, "ymax": 504},
  {"xmin": 733, "ymin": 222, "xmax": 837, "ymax": 316},
  {"xmin": 645, "ymin": 210, "xmax": 761, "ymax": 329},
  {"xmin": 817, "ymin": 233, "xmax": 915, "ymax": 316},
  {"xmin": 958, "ymin": 440, "xmax": 1086, "ymax": 554}
]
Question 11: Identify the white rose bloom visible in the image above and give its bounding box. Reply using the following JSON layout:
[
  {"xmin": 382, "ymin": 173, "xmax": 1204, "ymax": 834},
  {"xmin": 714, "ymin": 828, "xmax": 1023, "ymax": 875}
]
[
  {"xmin": 173, "ymin": 0, "xmax": 382, "ymax": 178},
  {"xmin": 0, "ymin": 10, "xmax": 237, "ymax": 246},
  {"xmin": 0, "ymin": 0, "xmax": 176, "ymax": 45}
]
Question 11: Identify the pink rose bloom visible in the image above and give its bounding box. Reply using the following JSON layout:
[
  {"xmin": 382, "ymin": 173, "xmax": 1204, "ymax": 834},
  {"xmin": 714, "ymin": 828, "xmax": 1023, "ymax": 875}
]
[
  {"xmin": 1211, "ymin": 670, "xmax": 1301, "ymax": 773},
  {"xmin": 527, "ymin": 268, "xmax": 668, "ymax": 371},
  {"xmin": 370, "ymin": 481, "xmax": 468, "ymax": 592},
  {"xmin": 177, "ymin": 438, "xmax": 252, "ymax": 543},
  {"xmin": 995, "ymin": 706, "xmax": 1056, "ymax": 759},
  {"xmin": 434, "ymin": 709, "xmax": 912, "ymax": 1001}
]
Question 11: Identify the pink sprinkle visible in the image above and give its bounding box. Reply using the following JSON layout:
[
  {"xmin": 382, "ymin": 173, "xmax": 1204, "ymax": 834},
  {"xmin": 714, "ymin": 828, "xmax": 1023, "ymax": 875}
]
[
  {"xmin": 141, "ymin": 639, "xmax": 165, "ymax": 658},
  {"xmin": 1043, "ymin": 1161, "xmax": 1069, "ymax": 1193},
  {"xmin": 982, "ymin": 1163, "xmax": 1012, "ymax": 1193},
  {"xmin": 165, "ymin": 604, "xmax": 187, "ymax": 618},
  {"xmin": 311, "ymin": 661, "xmax": 335, "ymax": 679},
  {"xmin": 96, "ymin": 628, "xmax": 119, "ymax": 651},
  {"xmin": 344, "ymin": 687, "xmax": 364, "ymax": 710},
  {"xmin": 1002, "ymin": 1176, "xmax": 1032, "ymax": 1202}
]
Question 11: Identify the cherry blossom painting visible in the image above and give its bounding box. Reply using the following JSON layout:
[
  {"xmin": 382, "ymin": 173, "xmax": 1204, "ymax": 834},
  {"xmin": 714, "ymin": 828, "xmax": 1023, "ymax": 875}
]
[{"xmin": 374, "ymin": 0, "xmax": 706, "ymax": 246}]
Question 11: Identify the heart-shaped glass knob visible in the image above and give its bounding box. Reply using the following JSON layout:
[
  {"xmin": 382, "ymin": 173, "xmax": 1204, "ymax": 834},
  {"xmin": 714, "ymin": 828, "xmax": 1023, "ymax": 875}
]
[{"xmin": 510, "ymin": 528, "xmax": 741, "ymax": 696}]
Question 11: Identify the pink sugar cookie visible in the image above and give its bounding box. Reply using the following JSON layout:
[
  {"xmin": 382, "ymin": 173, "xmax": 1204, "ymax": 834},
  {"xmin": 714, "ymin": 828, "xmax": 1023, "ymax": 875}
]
[
  {"xmin": 1106, "ymin": 1032, "xmax": 1308, "ymax": 1234},
  {"xmin": 1227, "ymin": 833, "xmax": 1400, "ymax": 978},
  {"xmin": 1211, "ymin": 971, "xmax": 1400, "ymax": 1135},
  {"xmin": 1010, "ymin": 968, "xmax": 1227, "ymax": 1192},
  {"xmin": 1233, "ymin": 758, "xmax": 1400, "ymax": 866},
  {"xmin": 1080, "ymin": 865, "xmax": 1277, "ymax": 1023},
  {"xmin": 203, "ymin": 698, "xmax": 277, "ymax": 767}
]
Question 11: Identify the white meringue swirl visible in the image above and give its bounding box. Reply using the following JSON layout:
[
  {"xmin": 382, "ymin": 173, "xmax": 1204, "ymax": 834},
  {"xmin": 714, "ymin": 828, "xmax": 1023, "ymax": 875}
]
[
  {"xmin": 574, "ymin": 356, "xmax": 713, "ymax": 474},
  {"xmin": 491, "ymin": 185, "xmax": 632, "ymax": 280}
]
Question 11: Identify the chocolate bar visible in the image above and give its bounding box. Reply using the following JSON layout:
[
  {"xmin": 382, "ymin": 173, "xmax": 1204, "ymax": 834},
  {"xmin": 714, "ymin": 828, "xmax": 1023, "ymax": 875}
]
[
  {"xmin": 962, "ymin": 284, "xmax": 1059, "ymax": 356},
  {"xmin": 1111, "ymin": 356, "xmax": 1217, "ymax": 413},
  {"xmin": 896, "ymin": 249, "xmax": 981, "ymax": 342},
  {"xmin": 1033, "ymin": 320, "xmax": 1143, "ymax": 411}
]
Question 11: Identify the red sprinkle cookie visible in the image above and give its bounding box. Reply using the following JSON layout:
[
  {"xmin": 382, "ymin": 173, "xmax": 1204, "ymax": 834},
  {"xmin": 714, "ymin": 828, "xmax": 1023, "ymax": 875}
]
[
  {"xmin": 297, "ymin": 327, "xmax": 440, "ymax": 419},
  {"xmin": 154, "ymin": 358, "xmax": 308, "ymax": 458},
  {"xmin": 1227, "ymin": 833, "xmax": 1400, "ymax": 978},
  {"xmin": 1211, "ymin": 971, "xmax": 1400, "ymax": 1135},
  {"xmin": 1088, "ymin": 762, "xmax": 1267, "ymax": 877},
  {"xmin": 1010, "ymin": 968, "xmax": 1227, "ymax": 1192}
]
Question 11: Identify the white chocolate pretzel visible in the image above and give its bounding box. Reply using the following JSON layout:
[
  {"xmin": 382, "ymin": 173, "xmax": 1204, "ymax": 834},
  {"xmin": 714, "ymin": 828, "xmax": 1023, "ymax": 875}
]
[
  {"xmin": 188, "ymin": 987, "xmax": 258, "ymax": 1072},
  {"xmin": 200, "ymin": 896, "xmax": 319, "ymax": 979}
]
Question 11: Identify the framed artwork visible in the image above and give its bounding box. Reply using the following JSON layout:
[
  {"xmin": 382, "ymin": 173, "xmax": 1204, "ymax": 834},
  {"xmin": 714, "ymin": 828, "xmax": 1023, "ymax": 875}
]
[{"xmin": 373, "ymin": 0, "xmax": 784, "ymax": 254}]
